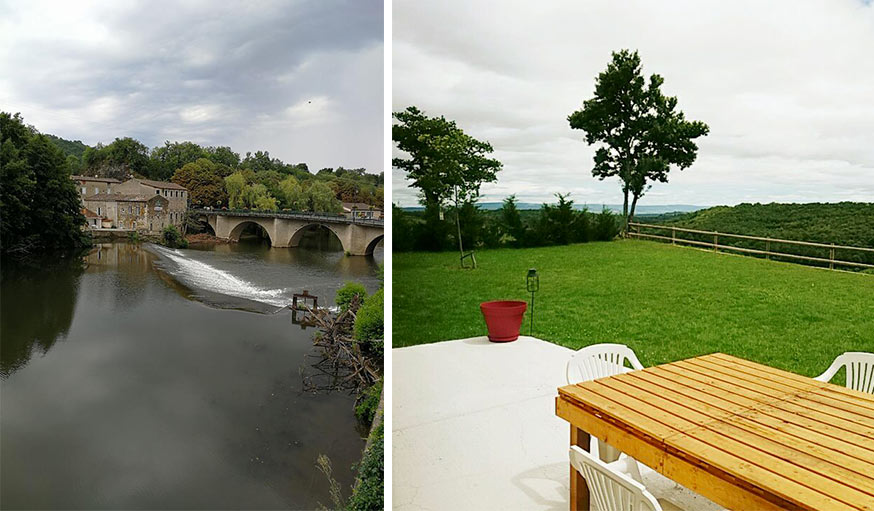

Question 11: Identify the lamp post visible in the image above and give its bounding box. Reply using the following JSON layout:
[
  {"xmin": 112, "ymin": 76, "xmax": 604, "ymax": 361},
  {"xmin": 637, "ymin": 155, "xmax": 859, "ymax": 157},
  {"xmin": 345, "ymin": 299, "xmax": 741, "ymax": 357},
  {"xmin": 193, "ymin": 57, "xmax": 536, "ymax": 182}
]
[{"xmin": 527, "ymin": 268, "xmax": 539, "ymax": 335}]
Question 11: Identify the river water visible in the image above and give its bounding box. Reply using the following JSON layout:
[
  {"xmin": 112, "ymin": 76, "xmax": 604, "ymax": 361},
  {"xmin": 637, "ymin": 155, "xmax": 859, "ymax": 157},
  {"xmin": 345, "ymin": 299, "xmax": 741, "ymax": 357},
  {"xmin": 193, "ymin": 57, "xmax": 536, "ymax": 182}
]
[{"xmin": 0, "ymin": 236, "xmax": 383, "ymax": 509}]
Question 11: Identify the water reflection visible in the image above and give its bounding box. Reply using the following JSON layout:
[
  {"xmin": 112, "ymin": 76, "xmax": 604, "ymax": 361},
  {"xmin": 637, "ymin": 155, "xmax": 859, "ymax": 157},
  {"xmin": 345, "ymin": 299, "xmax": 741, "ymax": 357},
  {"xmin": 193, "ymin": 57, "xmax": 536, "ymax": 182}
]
[
  {"xmin": 0, "ymin": 241, "xmax": 370, "ymax": 509},
  {"xmin": 0, "ymin": 258, "xmax": 83, "ymax": 378}
]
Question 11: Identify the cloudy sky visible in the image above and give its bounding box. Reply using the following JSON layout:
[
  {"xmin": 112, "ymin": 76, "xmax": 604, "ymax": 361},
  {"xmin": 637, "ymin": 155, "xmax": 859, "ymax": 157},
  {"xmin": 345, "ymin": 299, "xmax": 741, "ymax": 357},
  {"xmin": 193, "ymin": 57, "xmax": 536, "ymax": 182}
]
[
  {"xmin": 393, "ymin": 0, "xmax": 874, "ymax": 207},
  {"xmin": 0, "ymin": 0, "xmax": 383, "ymax": 173}
]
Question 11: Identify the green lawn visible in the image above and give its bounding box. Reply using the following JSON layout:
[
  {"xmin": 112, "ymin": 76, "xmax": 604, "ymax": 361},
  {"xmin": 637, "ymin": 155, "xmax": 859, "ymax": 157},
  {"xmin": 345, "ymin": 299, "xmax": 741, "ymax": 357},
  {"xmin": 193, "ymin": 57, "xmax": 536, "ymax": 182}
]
[{"xmin": 393, "ymin": 240, "xmax": 874, "ymax": 377}]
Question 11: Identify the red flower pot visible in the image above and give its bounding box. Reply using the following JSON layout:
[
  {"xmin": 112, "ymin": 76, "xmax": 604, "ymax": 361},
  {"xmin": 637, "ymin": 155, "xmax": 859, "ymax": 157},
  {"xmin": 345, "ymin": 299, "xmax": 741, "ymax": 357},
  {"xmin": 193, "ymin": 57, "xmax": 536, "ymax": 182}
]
[{"xmin": 480, "ymin": 300, "xmax": 528, "ymax": 342}]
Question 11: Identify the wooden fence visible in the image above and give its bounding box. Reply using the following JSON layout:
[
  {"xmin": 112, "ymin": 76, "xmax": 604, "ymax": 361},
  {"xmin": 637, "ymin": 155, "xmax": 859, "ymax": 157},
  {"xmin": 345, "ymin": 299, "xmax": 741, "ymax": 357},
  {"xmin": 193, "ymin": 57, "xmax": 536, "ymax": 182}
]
[{"xmin": 627, "ymin": 222, "xmax": 874, "ymax": 271}]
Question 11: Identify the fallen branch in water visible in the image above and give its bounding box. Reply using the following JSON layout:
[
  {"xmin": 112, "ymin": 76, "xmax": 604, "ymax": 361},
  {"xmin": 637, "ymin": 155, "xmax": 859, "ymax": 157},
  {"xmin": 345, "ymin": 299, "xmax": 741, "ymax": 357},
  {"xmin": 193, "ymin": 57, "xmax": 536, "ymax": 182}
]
[{"xmin": 301, "ymin": 295, "xmax": 381, "ymax": 394}]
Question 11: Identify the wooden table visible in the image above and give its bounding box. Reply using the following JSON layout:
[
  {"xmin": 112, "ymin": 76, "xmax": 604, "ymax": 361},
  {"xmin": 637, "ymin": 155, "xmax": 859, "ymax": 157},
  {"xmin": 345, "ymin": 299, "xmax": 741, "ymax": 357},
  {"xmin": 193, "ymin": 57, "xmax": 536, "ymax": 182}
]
[{"xmin": 555, "ymin": 353, "xmax": 874, "ymax": 511}]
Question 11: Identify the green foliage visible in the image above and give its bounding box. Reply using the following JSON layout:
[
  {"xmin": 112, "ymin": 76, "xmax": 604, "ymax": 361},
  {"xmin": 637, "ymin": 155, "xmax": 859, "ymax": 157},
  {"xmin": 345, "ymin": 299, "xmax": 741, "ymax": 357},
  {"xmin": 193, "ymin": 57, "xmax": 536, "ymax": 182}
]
[
  {"xmin": 354, "ymin": 288, "xmax": 384, "ymax": 354},
  {"xmin": 393, "ymin": 106, "xmax": 502, "ymax": 254},
  {"xmin": 150, "ymin": 141, "xmax": 208, "ymax": 181},
  {"xmin": 346, "ymin": 422, "xmax": 383, "ymax": 511},
  {"xmin": 279, "ymin": 176, "xmax": 306, "ymax": 209},
  {"xmin": 336, "ymin": 282, "xmax": 368, "ymax": 312},
  {"xmin": 393, "ymin": 241, "xmax": 874, "ymax": 378},
  {"xmin": 161, "ymin": 225, "xmax": 187, "ymax": 248},
  {"xmin": 354, "ymin": 380, "xmax": 382, "ymax": 425},
  {"xmin": 655, "ymin": 202, "xmax": 874, "ymax": 267},
  {"xmin": 128, "ymin": 231, "xmax": 140, "ymax": 243},
  {"xmin": 392, "ymin": 195, "xmax": 621, "ymax": 252},
  {"xmin": 0, "ymin": 112, "xmax": 90, "ymax": 255},
  {"xmin": 172, "ymin": 158, "xmax": 230, "ymax": 208},
  {"xmin": 82, "ymin": 137, "xmax": 152, "ymax": 180},
  {"xmin": 568, "ymin": 49, "xmax": 709, "ymax": 228},
  {"xmin": 307, "ymin": 180, "xmax": 343, "ymax": 213},
  {"xmin": 44, "ymin": 134, "xmax": 88, "ymax": 159}
]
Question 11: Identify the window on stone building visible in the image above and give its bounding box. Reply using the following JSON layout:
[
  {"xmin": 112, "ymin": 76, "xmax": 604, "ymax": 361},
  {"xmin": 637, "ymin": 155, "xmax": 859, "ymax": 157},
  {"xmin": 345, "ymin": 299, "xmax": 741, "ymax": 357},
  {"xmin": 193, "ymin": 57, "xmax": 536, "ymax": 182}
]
[
  {"xmin": 81, "ymin": 187, "xmax": 86, "ymax": 194},
  {"xmin": 155, "ymin": 190, "xmax": 160, "ymax": 195}
]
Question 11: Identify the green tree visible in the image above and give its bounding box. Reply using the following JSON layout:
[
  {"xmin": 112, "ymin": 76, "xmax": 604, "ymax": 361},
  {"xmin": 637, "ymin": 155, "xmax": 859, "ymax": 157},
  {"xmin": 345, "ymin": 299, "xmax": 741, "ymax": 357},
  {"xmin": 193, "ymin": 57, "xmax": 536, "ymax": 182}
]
[
  {"xmin": 204, "ymin": 145, "xmax": 240, "ymax": 168},
  {"xmin": 172, "ymin": 158, "xmax": 229, "ymax": 208},
  {"xmin": 568, "ymin": 50, "xmax": 709, "ymax": 231},
  {"xmin": 278, "ymin": 176, "xmax": 305, "ymax": 210},
  {"xmin": 0, "ymin": 112, "xmax": 89, "ymax": 255},
  {"xmin": 150, "ymin": 141, "xmax": 208, "ymax": 181},
  {"xmin": 393, "ymin": 106, "xmax": 502, "ymax": 258},
  {"xmin": 225, "ymin": 172, "xmax": 247, "ymax": 209},
  {"xmin": 306, "ymin": 180, "xmax": 342, "ymax": 213},
  {"xmin": 499, "ymin": 195, "xmax": 526, "ymax": 247}
]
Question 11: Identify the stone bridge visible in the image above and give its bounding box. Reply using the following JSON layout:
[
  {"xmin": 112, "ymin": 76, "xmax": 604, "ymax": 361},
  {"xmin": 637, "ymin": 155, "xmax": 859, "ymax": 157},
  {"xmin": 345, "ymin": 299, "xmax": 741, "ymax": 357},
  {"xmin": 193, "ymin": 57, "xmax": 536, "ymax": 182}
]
[{"xmin": 192, "ymin": 209, "xmax": 384, "ymax": 256}]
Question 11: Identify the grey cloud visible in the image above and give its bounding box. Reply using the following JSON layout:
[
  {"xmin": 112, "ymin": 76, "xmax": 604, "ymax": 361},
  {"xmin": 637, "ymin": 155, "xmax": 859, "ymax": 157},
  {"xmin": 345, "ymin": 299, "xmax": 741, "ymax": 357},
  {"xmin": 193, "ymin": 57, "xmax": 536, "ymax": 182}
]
[
  {"xmin": 1, "ymin": 0, "xmax": 383, "ymax": 172},
  {"xmin": 393, "ymin": 0, "xmax": 874, "ymax": 207}
]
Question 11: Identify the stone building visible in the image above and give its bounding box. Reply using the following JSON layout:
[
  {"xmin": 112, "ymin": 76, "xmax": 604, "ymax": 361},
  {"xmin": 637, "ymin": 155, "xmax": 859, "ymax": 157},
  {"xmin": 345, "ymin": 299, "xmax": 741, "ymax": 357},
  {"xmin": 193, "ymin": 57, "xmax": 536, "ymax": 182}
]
[
  {"xmin": 342, "ymin": 202, "xmax": 383, "ymax": 220},
  {"xmin": 72, "ymin": 175, "xmax": 120, "ymax": 198},
  {"xmin": 83, "ymin": 193, "xmax": 170, "ymax": 232},
  {"xmin": 114, "ymin": 178, "xmax": 188, "ymax": 228}
]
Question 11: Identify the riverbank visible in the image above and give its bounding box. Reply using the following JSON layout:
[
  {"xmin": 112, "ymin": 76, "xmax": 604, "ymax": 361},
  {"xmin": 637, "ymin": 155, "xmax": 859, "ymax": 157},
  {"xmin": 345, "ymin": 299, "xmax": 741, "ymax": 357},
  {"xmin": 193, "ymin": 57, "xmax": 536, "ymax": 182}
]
[{"xmin": 185, "ymin": 233, "xmax": 231, "ymax": 245}]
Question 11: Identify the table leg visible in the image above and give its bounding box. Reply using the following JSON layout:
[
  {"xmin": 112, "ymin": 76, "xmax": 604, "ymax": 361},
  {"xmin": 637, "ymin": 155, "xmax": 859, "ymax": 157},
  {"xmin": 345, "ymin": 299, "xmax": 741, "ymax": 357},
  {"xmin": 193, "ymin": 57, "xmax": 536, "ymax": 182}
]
[{"xmin": 570, "ymin": 426, "xmax": 590, "ymax": 511}]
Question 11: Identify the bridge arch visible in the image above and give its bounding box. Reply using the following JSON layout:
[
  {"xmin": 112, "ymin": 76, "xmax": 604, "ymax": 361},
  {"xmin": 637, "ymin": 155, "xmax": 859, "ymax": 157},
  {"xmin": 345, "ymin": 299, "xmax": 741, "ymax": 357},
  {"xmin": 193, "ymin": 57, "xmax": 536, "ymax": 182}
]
[
  {"xmin": 287, "ymin": 223, "xmax": 347, "ymax": 252},
  {"xmin": 228, "ymin": 219, "xmax": 274, "ymax": 245},
  {"xmin": 364, "ymin": 234, "xmax": 384, "ymax": 256}
]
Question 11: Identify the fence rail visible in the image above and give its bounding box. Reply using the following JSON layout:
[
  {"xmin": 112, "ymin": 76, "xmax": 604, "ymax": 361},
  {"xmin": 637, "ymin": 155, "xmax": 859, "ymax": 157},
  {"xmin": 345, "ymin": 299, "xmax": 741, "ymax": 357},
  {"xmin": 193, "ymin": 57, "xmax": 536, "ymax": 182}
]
[{"xmin": 627, "ymin": 222, "xmax": 874, "ymax": 271}]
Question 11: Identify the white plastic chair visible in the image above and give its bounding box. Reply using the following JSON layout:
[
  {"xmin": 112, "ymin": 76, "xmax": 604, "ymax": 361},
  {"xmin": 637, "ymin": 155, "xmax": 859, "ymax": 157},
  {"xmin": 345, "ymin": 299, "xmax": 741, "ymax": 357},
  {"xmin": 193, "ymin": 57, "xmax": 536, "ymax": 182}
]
[
  {"xmin": 566, "ymin": 343, "xmax": 645, "ymax": 384},
  {"xmin": 566, "ymin": 344, "xmax": 646, "ymax": 463},
  {"xmin": 569, "ymin": 446, "xmax": 682, "ymax": 511},
  {"xmin": 814, "ymin": 352, "xmax": 874, "ymax": 394}
]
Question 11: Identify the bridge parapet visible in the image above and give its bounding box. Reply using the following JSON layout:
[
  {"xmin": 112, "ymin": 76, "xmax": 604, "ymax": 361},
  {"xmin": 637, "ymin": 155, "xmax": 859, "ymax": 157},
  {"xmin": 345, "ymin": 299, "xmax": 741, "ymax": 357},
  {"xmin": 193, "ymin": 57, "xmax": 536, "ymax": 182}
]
[
  {"xmin": 191, "ymin": 208, "xmax": 383, "ymax": 226},
  {"xmin": 192, "ymin": 208, "xmax": 384, "ymax": 255}
]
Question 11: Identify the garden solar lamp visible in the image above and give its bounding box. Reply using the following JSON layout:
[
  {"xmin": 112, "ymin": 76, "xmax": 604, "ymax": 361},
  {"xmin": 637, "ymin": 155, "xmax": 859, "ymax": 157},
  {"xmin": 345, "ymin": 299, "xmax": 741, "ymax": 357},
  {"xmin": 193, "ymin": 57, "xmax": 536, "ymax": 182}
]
[{"xmin": 527, "ymin": 268, "xmax": 539, "ymax": 335}]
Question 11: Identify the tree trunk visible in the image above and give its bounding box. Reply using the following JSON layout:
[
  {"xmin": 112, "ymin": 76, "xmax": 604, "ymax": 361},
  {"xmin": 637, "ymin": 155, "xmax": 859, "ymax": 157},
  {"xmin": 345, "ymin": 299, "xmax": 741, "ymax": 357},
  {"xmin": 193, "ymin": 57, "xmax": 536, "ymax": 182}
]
[
  {"xmin": 621, "ymin": 186, "xmax": 630, "ymax": 236},
  {"xmin": 628, "ymin": 193, "xmax": 640, "ymax": 228},
  {"xmin": 455, "ymin": 186, "xmax": 464, "ymax": 258}
]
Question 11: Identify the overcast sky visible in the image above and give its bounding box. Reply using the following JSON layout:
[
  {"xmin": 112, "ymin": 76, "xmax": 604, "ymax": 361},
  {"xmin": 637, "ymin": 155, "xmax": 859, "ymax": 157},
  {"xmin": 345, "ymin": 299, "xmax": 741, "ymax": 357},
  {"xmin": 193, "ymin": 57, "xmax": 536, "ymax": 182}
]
[
  {"xmin": 0, "ymin": 0, "xmax": 383, "ymax": 173},
  {"xmin": 393, "ymin": 0, "xmax": 874, "ymax": 207}
]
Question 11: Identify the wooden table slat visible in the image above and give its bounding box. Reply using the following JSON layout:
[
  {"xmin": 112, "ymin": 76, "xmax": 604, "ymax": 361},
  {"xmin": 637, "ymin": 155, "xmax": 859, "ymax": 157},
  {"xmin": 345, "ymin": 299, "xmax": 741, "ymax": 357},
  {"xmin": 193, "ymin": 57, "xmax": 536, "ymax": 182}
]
[
  {"xmin": 630, "ymin": 369, "xmax": 874, "ymax": 477},
  {"xmin": 597, "ymin": 378, "xmax": 874, "ymax": 504},
  {"xmin": 654, "ymin": 364, "xmax": 874, "ymax": 455},
  {"xmin": 712, "ymin": 353, "xmax": 874, "ymax": 409},
  {"xmin": 676, "ymin": 359, "xmax": 874, "ymax": 437},
  {"xmin": 705, "ymin": 355, "xmax": 874, "ymax": 420},
  {"xmin": 557, "ymin": 353, "xmax": 874, "ymax": 511}
]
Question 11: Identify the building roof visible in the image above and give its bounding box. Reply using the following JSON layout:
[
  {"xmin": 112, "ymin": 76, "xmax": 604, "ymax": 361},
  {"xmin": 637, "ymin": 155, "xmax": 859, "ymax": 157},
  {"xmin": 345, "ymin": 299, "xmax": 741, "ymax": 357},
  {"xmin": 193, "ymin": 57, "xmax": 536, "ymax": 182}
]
[
  {"xmin": 72, "ymin": 175, "xmax": 121, "ymax": 183},
  {"xmin": 134, "ymin": 178, "xmax": 187, "ymax": 190},
  {"xmin": 84, "ymin": 193, "xmax": 151, "ymax": 202},
  {"xmin": 343, "ymin": 202, "xmax": 379, "ymax": 211},
  {"xmin": 82, "ymin": 208, "xmax": 102, "ymax": 218}
]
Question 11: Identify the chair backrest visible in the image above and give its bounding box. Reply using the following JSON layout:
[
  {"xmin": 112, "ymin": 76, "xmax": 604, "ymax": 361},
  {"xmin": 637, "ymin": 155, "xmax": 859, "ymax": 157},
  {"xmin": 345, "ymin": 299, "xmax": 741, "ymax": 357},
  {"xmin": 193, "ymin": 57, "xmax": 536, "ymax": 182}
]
[
  {"xmin": 567, "ymin": 343, "xmax": 645, "ymax": 384},
  {"xmin": 569, "ymin": 446, "xmax": 661, "ymax": 511},
  {"xmin": 817, "ymin": 352, "xmax": 874, "ymax": 394}
]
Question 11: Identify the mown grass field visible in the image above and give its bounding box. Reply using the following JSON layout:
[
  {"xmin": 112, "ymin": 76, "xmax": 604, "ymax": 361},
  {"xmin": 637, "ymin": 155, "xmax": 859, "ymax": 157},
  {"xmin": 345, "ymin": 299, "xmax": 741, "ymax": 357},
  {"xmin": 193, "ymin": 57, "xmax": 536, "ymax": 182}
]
[{"xmin": 393, "ymin": 240, "xmax": 874, "ymax": 377}]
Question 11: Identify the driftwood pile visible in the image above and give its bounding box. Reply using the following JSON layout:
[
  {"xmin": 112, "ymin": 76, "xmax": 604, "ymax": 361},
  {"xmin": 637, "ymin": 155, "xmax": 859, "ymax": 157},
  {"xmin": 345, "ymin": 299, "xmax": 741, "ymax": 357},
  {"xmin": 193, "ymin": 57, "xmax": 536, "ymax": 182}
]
[{"xmin": 301, "ymin": 295, "xmax": 381, "ymax": 394}]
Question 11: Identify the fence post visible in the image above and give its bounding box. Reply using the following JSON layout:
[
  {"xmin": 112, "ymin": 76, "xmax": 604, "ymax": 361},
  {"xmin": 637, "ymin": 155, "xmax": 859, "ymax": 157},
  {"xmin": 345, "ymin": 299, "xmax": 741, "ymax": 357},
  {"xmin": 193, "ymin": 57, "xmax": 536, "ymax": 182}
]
[
  {"xmin": 766, "ymin": 239, "xmax": 771, "ymax": 260},
  {"xmin": 830, "ymin": 243, "xmax": 835, "ymax": 270},
  {"xmin": 671, "ymin": 227, "xmax": 676, "ymax": 245},
  {"xmin": 714, "ymin": 232, "xmax": 718, "ymax": 252}
]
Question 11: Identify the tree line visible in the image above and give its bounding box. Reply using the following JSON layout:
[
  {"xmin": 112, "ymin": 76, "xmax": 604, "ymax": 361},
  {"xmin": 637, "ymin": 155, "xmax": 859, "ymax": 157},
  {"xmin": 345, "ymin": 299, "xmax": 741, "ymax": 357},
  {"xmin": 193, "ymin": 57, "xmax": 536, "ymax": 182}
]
[
  {"xmin": 1, "ymin": 112, "xmax": 90, "ymax": 256},
  {"xmin": 392, "ymin": 49, "xmax": 709, "ymax": 258},
  {"xmin": 57, "ymin": 136, "xmax": 384, "ymax": 213},
  {"xmin": 392, "ymin": 194, "xmax": 620, "ymax": 252}
]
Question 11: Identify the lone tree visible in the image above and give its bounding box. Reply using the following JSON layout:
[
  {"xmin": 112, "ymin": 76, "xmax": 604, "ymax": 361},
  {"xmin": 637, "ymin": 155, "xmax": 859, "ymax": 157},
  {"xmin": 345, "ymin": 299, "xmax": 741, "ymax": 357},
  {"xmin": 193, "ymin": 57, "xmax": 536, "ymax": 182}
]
[
  {"xmin": 569, "ymin": 50, "xmax": 709, "ymax": 232},
  {"xmin": 392, "ymin": 106, "xmax": 502, "ymax": 256}
]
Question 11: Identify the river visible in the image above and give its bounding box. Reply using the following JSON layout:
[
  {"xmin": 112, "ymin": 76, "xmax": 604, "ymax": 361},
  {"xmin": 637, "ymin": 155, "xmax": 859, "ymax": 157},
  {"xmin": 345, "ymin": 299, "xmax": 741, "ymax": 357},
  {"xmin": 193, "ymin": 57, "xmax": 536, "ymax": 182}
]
[{"xmin": 0, "ymin": 235, "xmax": 383, "ymax": 509}]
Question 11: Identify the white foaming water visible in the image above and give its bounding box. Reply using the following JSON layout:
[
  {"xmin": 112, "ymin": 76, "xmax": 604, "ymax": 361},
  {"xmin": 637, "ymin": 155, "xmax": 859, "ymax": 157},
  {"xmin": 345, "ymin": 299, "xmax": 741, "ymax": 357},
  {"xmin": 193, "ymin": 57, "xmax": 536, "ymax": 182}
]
[{"xmin": 151, "ymin": 245, "xmax": 290, "ymax": 307}]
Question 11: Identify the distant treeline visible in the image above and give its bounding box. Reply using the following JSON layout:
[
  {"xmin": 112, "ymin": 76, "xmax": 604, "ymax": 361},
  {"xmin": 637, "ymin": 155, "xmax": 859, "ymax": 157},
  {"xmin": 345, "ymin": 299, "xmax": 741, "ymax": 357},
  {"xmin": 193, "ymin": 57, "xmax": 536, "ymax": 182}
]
[
  {"xmin": 393, "ymin": 194, "xmax": 621, "ymax": 252},
  {"xmin": 47, "ymin": 133, "xmax": 384, "ymax": 211},
  {"xmin": 646, "ymin": 202, "xmax": 874, "ymax": 269}
]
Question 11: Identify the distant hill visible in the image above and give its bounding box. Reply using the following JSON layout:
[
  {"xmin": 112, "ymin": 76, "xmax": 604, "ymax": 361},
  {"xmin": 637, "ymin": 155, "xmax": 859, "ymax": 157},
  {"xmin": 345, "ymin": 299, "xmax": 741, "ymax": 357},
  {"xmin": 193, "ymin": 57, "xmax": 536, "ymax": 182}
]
[
  {"xmin": 655, "ymin": 202, "xmax": 874, "ymax": 249},
  {"xmin": 45, "ymin": 134, "xmax": 89, "ymax": 159},
  {"xmin": 401, "ymin": 203, "xmax": 704, "ymax": 215}
]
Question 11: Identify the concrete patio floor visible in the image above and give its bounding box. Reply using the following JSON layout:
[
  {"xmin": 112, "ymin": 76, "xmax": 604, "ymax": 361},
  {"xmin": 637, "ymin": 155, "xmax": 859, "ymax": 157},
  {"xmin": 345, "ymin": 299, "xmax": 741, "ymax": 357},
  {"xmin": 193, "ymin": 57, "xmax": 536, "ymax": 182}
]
[{"xmin": 393, "ymin": 336, "xmax": 724, "ymax": 511}]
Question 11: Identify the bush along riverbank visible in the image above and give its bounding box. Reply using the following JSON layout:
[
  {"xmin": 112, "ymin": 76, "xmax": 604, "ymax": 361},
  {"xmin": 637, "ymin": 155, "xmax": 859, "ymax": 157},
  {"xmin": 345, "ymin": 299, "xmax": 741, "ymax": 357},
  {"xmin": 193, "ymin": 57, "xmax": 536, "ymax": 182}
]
[{"xmin": 306, "ymin": 279, "xmax": 384, "ymax": 510}]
